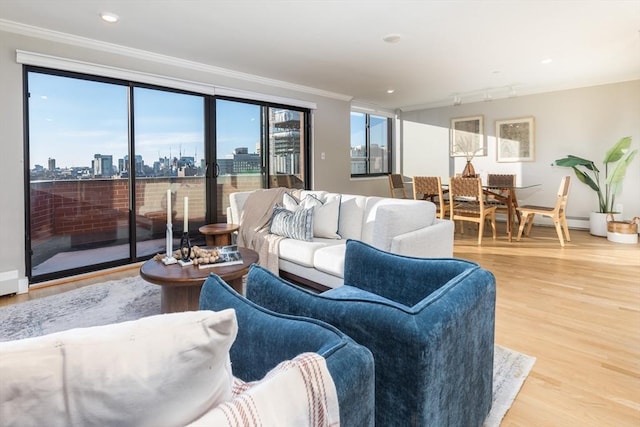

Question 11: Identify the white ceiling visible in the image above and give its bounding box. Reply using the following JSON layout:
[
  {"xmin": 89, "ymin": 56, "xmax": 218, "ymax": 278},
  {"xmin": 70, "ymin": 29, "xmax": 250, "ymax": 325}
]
[{"xmin": 1, "ymin": 0, "xmax": 639, "ymax": 110}]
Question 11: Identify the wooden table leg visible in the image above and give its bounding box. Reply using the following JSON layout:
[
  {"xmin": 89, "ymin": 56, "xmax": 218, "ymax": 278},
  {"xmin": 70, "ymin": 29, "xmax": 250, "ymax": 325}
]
[
  {"xmin": 160, "ymin": 285, "xmax": 202, "ymax": 313},
  {"xmin": 506, "ymin": 192, "xmax": 513, "ymax": 242},
  {"xmin": 226, "ymin": 277, "xmax": 244, "ymax": 295},
  {"xmin": 204, "ymin": 233, "xmax": 232, "ymax": 247}
]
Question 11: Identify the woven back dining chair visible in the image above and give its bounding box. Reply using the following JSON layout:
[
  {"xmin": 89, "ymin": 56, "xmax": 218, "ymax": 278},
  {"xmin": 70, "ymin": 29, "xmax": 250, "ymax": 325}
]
[
  {"xmin": 486, "ymin": 173, "xmax": 517, "ymax": 222},
  {"xmin": 388, "ymin": 174, "xmax": 409, "ymax": 199},
  {"xmin": 449, "ymin": 176, "xmax": 497, "ymax": 245},
  {"xmin": 412, "ymin": 176, "xmax": 449, "ymax": 219},
  {"xmin": 516, "ymin": 176, "xmax": 571, "ymax": 247}
]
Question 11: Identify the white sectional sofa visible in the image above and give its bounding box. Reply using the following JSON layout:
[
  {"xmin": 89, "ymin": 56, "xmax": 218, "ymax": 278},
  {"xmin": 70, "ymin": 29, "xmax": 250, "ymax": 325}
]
[{"xmin": 228, "ymin": 190, "xmax": 454, "ymax": 290}]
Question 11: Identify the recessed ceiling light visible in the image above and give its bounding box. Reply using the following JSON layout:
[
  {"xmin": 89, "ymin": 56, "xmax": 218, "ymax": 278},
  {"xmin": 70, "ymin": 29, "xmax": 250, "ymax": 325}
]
[
  {"xmin": 99, "ymin": 12, "xmax": 119, "ymax": 23},
  {"xmin": 382, "ymin": 34, "xmax": 402, "ymax": 44},
  {"xmin": 541, "ymin": 58, "xmax": 553, "ymax": 65},
  {"xmin": 386, "ymin": 89, "xmax": 395, "ymax": 94}
]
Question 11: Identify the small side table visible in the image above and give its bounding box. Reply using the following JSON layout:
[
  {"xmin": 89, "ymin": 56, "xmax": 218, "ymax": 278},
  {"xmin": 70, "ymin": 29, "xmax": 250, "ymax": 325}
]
[{"xmin": 198, "ymin": 223, "xmax": 240, "ymax": 246}]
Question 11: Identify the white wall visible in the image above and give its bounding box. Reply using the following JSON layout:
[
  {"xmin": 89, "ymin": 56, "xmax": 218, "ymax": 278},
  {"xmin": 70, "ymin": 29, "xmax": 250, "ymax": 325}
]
[{"xmin": 401, "ymin": 80, "xmax": 640, "ymax": 226}]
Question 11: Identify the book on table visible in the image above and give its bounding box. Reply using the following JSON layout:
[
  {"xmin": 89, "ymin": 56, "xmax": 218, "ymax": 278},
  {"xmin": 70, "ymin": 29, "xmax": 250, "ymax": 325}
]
[{"xmin": 198, "ymin": 245, "xmax": 243, "ymax": 269}]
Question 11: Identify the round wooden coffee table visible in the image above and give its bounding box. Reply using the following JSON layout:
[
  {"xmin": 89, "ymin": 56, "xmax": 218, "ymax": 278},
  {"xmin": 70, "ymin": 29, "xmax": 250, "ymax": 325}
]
[{"xmin": 140, "ymin": 247, "xmax": 258, "ymax": 313}]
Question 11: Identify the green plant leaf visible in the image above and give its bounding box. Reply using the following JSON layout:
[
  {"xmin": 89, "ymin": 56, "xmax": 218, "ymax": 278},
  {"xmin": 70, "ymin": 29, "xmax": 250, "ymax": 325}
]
[
  {"xmin": 572, "ymin": 167, "xmax": 600, "ymax": 193},
  {"xmin": 553, "ymin": 137, "xmax": 634, "ymax": 212},
  {"xmin": 603, "ymin": 136, "xmax": 632, "ymax": 164},
  {"xmin": 553, "ymin": 155, "xmax": 600, "ymax": 172},
  {"xmin": 606, "ymin": 149, "xmax": 637, "ymax": 208}
]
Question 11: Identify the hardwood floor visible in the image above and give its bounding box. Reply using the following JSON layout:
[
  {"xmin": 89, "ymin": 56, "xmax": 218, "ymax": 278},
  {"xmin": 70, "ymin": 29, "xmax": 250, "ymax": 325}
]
[
  {"xmin": 454, "ymin": 224, "xmax": 640, "ymax": 426},
  {"xmin": 1, "ymin": 225, "xmax": 638, "ymax": 426}
]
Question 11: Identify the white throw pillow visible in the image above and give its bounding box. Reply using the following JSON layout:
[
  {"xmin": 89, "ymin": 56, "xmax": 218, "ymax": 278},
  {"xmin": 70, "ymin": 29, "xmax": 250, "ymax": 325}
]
[
  {"xmin": 283, "ymin": 192, "xmax": 341, "ymax": 239},
  {"xmin": 186, "ymin": 353, "xmax": 339, "ymax": 427},
  {"xmin": 0, "ymin": 310, "xmax": 238, "ymax": 427}
]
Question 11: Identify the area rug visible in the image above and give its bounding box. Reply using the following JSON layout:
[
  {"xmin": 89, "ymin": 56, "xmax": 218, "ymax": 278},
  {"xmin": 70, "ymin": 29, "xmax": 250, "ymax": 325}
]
[{"xmin": 0, "ymin": 276, "xmax": 534, "ymax": 426}]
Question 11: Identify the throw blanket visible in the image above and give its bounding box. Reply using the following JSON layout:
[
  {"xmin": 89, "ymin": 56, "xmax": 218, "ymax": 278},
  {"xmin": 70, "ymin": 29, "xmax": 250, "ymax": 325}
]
[
  {"xmin": 186, "ymin": 353, "xmax": 340, "ymax": 427},
  {"xmin": 237, "ymin": 188, "xmax": 302, "ymax": 274}
]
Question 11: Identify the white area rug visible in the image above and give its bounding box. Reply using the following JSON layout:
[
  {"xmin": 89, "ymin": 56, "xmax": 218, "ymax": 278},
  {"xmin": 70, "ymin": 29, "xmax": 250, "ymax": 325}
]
[
  {"xmin": 0, "ymin": 276, "xmax": 160, "ymax": 341},
  {"xmin": 0, "ymin": 276, "xmax": 534, "ymax": 426}
]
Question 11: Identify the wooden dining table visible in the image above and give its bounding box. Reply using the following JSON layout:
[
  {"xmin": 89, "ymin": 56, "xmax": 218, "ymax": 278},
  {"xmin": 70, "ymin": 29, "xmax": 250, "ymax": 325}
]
[{"xmin": 481, "ymin": 185, "xmax": 521, "ymax": 241}]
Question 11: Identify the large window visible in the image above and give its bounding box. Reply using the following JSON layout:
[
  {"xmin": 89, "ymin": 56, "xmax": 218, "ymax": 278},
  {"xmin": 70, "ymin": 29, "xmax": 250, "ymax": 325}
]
[
  {"xmin": 24, "ymin": 67, "xmax": 311, "ymax": 283},
  {"xmin": 27, "ymin": 72, "xmax": 130, "ymax": 279},
  {"xmin": 268, "ymin": 107, "xmax": 306, "ymax": 189},
  {"xmin": 133, "ymin": 87, "xmax": 206, "ymax": 258},
  {"xmin": 350, "ymin": 112, "xmax": 392, "ymax": 176}
]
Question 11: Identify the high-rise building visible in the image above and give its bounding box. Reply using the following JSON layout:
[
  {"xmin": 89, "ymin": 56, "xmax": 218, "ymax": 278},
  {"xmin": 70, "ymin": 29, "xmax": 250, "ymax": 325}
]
[
  {"xmin": 92, "ymin": 154, "xmax": 113, "ymax": 177},
  {"xmin": 47, "ymin": 157, "xmax": 56, "ymax": 171},
  {"xmin": 269, "ymin": 109, "xmax": 301, "ymax": 175}
]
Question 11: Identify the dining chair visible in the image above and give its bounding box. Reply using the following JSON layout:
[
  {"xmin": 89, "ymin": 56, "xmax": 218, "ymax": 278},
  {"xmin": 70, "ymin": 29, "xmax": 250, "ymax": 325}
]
[
  {"xmin": 449, "ymin": 176, "xmax": 497, "ymax": 245},
  {"xmin": 412, "ymin": 176, "xmax": 449, "ymax": 219},
  {"xmin": 516, "ymin": 176, "xmax": 571, "ymax": 247},
  {"xmin": 486, "ymin": 173, "xmax": 517, "ymax": 223},
  {"xmin": 388, "ymin": 173, "xmax": 409, "ymax": 199}
]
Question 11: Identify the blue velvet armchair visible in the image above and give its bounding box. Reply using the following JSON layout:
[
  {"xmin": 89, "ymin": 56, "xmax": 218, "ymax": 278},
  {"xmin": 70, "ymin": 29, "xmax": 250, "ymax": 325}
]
[
  {"xmin": 245, "ymin": 239, "xmax": 496, "ymax": 427},
  {"xmin": 198, "ymin": 274, "xmax": 375, "ymax": 427}
]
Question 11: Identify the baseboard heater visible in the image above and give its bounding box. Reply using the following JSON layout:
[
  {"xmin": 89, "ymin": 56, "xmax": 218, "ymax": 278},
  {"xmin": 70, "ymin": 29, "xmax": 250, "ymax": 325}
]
[{"xmin": 0, "ymin": 270, "xmax": 20, "ymax": 296}]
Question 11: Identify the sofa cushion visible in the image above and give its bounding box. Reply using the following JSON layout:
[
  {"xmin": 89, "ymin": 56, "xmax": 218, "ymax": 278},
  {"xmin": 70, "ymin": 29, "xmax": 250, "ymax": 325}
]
[
  {"xmin": 283, "ymin": 192, "xmax": 341, "ymax": 239},
  {"xmin": 313, "ymin": 243, "xmax": 347, "ymax": 278},
  {"xmin": 279, "ymin": 238, "xmax": 332, "ymax": 267},
  {"xmin": 336, "ymin": 194, "xmax": 368, "ymax": 241},
  {"xmin": 0, "ymin": 310, "xmax": 238, "ymax": 427},
  {"xmin": 358, "ymin": 198, "xmax": 435, "ymax": 247},
  {"xmin": 270, "ymin": 205, "xmax": 314, "ymax": 241},
  {"xmin": 186, "ymin": 353, "xmax": 339, "ymax": 427},
  {"xmin": 371, "ymin": 202, "xmax": 436, "ymax": 251}
]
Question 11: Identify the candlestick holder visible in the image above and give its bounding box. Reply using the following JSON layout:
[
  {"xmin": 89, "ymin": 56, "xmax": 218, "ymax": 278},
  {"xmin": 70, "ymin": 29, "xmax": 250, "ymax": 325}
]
[
  {"xmin": 178, "ymin": 232, "xmax": 194, "ymax": 267},
  {"xmin": 162, "ymin": 223, "xmax": 177, "ymax": 265}
]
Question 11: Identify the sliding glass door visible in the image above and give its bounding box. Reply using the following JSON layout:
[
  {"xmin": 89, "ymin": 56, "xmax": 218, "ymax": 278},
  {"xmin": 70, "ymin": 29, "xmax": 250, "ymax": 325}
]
[
  {"xmin": 214, "ymin": 99, "xmax": 264, "ymax": 223},
  {"xmin": 27, "ymin": 71, "xmax": 130, "ymax": 278},
  {"xmin": 268, "ymin": 107, "xmax": 306, "ymax": 189},
  {"xmin": 133, "ymin": 87, "xmax": 206, "ymax": 257},
  {"xmin": 25, "ymin": 68, "xmax": 311, "ymax": 283}
]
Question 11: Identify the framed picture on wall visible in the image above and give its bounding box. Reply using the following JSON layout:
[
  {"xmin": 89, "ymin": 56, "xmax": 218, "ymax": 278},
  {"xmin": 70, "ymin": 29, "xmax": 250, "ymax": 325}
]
[
  {"xmin": 495, "ymin": 117, "xmax": 535, "ymax": 162},
  {"xmin": 450, "ymin": 115, "xmax": 486, "ymax": 158}
]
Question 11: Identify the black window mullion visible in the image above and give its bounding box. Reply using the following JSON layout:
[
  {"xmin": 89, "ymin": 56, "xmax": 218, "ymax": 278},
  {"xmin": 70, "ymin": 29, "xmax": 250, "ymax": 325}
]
[{"xmin": 127, "ymin": 84, "xmax": 140, "ymax": 261}]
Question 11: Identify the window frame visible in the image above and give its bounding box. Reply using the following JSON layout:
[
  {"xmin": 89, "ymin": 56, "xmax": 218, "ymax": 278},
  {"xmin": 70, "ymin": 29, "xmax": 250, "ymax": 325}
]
[
  {"xmin": 23, "ymin": 66, "xmax": 311, "ymax": 284},
  {"xmin": 350, "ymin": 111, "xmax": 393, "ymax": 177}
]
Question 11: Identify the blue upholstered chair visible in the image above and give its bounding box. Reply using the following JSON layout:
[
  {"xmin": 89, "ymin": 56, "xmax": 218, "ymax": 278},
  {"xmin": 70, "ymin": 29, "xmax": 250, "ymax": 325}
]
[
  {"xmin": 198, "ymin": 274, "xmax": 375, "ymax": 427},
  {"xmin": 245, "ymin": 239, "xmax": 496, "ymax": 427}
]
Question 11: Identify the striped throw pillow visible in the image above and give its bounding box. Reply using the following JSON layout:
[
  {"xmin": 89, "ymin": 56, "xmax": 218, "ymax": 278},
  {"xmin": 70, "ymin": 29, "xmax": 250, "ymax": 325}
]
[{"xmin": 269, "ymin": 205, "xmax": 314, "ymax": 241}]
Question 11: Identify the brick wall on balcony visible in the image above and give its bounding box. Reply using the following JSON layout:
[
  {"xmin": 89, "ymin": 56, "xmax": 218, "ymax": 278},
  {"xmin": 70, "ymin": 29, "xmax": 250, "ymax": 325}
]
[{"xmin": 30, "ymin": 174, "xmax": 264, "ymax": 245}]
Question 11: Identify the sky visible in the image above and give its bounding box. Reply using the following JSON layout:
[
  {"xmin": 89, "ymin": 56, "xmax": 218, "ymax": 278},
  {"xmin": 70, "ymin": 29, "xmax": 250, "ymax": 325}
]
[{"xmin": 27, "ymin": 72, "xmax": 261, "ymax": 169}]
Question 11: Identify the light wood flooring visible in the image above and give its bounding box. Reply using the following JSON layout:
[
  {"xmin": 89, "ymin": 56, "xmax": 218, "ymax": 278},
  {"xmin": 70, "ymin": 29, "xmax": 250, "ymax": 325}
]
[
  {"xmin": 1, "ymin": 225, "xmax": 639, "ymax": 426},
  {"xmin": 454, "ymin": 224, "xmax": 639, "ymax": 426}
]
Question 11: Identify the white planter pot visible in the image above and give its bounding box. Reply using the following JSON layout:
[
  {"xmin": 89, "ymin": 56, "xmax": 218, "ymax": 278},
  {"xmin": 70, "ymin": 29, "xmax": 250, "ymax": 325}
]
[{"xmin": 589, "ymin": 211, "xmax": 619, "ymax": 237}]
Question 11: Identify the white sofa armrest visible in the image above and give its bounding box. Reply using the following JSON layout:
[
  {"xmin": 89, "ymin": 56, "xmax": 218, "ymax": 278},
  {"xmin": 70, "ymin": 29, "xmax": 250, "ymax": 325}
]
[
  {"xmin": 389, "ymin": 219, "xmax": 454, "ymax": 258},
  {"xmin": 226, "ymin": 206, "xmax": 233, "ymax": 224}
]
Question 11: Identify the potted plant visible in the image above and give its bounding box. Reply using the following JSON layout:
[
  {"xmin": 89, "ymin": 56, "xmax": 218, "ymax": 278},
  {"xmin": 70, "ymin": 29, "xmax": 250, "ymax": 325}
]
[{"xmin": 553, "ymin": 136, "xmax": 637, "ymax": 236}]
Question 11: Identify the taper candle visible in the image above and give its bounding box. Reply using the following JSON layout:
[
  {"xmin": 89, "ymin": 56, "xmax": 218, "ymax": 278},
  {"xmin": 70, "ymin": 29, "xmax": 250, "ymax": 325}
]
[
  {"xmin": 166, "ymin": 189, "xmax": 171, "ymax": 225},
  {"xmin": 183, "ymin": 196, "xmax": 189, "ymax": 232}
]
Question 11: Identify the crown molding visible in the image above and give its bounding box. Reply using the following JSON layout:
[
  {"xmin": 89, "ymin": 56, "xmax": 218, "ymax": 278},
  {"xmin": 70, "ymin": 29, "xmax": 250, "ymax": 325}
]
[
  {"xmin": 0, "ymin": 19, "xmax": 353, "ymax": 103},
  {"xmin": 399, "ymin": 77, "xmax": 640, "ymax": 112}
]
